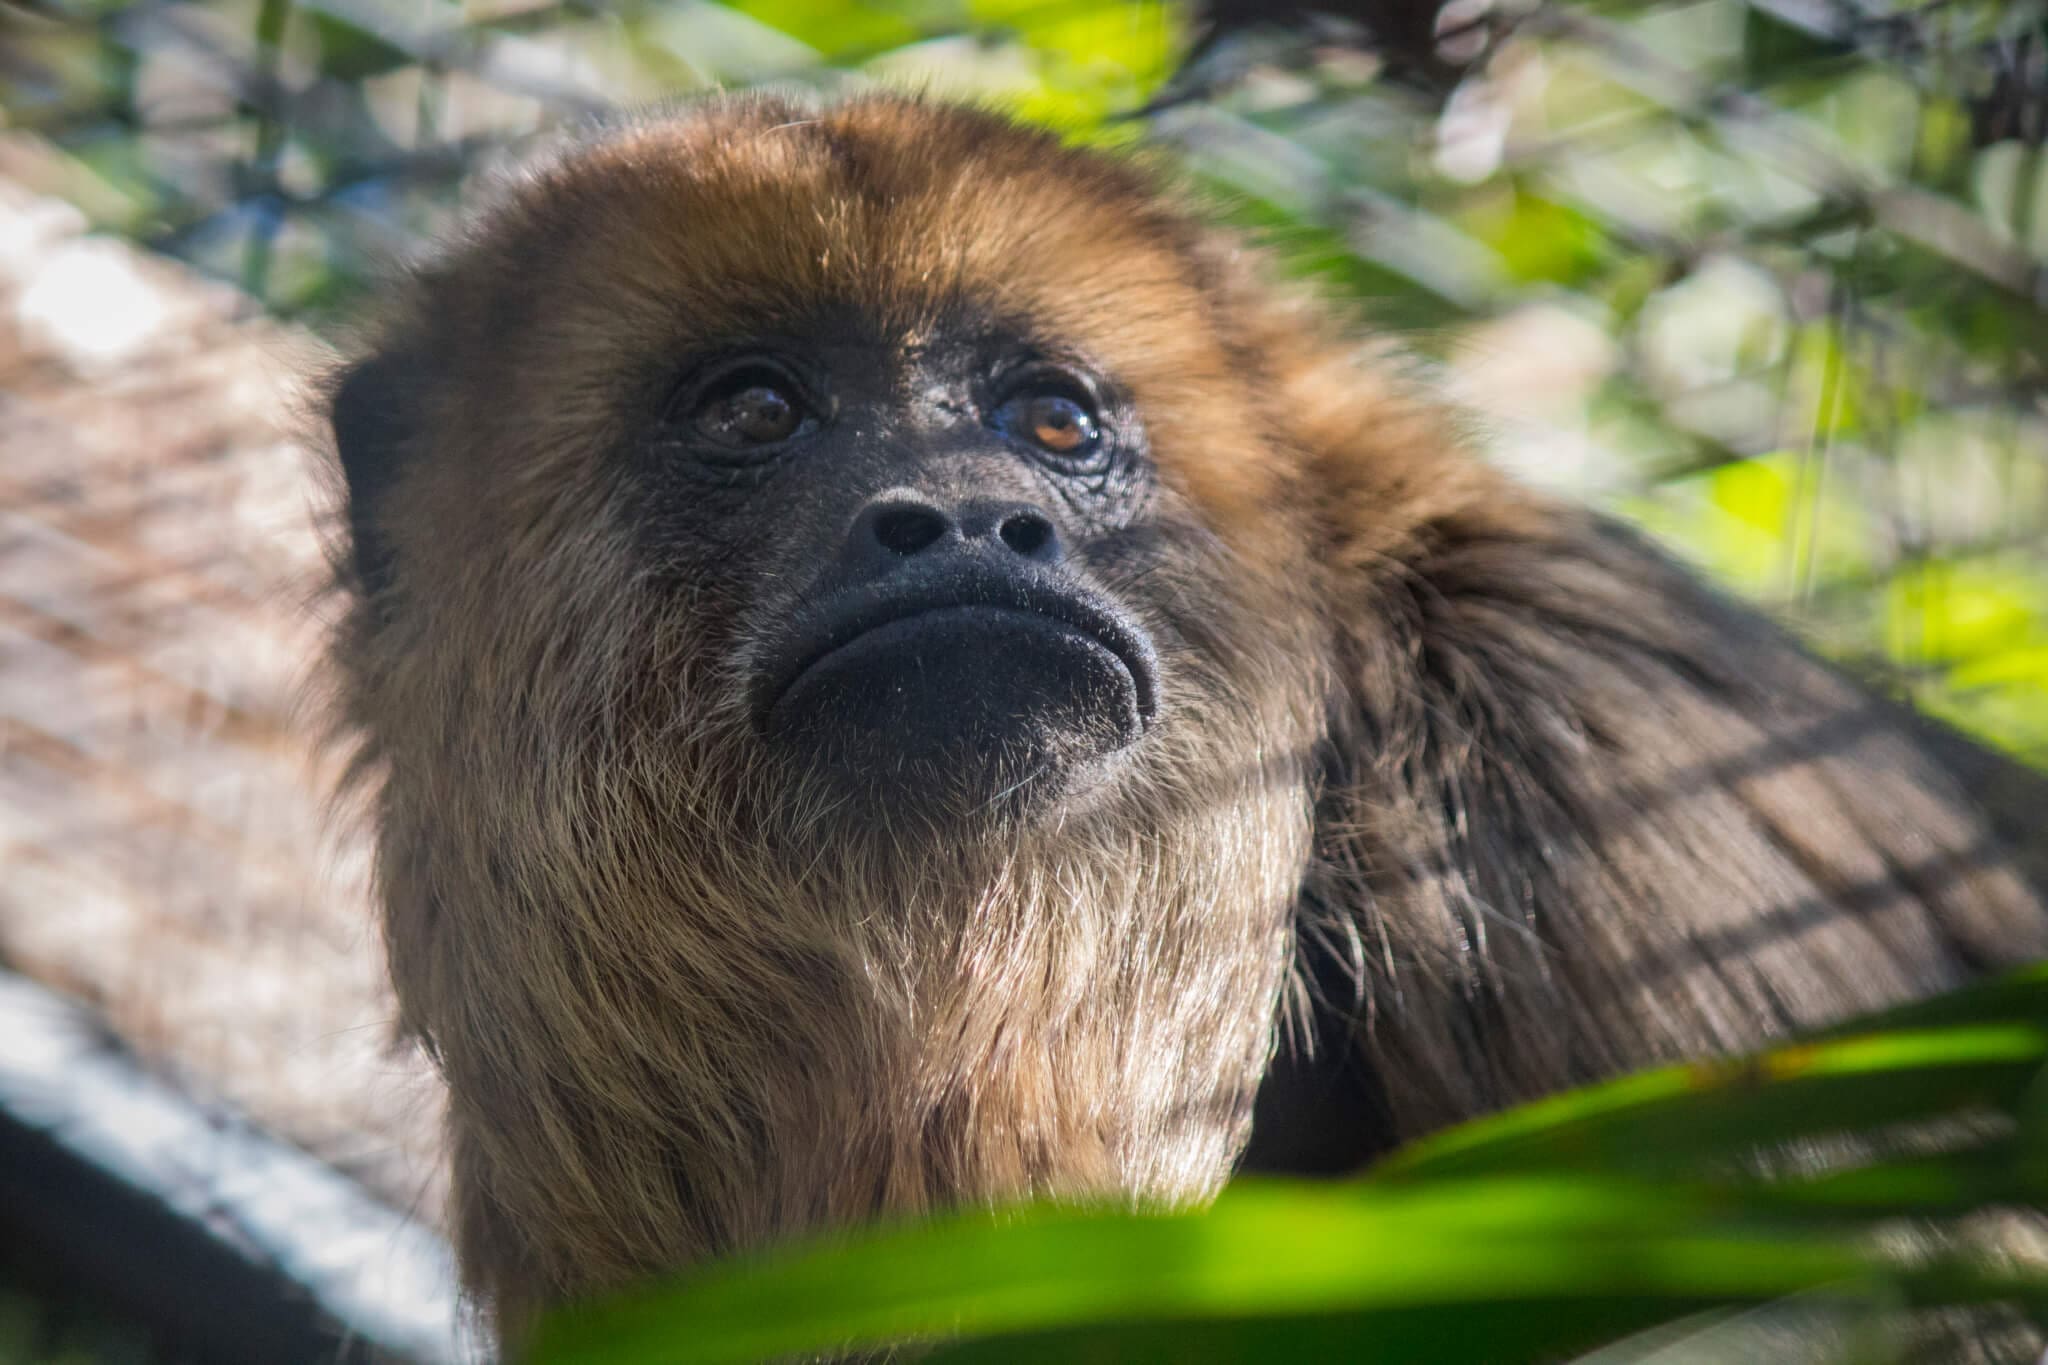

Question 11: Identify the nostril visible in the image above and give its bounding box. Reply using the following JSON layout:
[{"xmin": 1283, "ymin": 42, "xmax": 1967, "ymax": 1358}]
[
  {"xmin": 872, "ymin": 505, "xmax": 948, "ymax": 557},
  {"xmin": 999, "ymin": 511, "xmax": 1057, "ymax": 559}
]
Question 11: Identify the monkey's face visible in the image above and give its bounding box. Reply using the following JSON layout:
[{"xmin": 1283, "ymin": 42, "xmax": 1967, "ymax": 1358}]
[
  {"xmin": 340, "ymin": 99, "xmax": 1329, "ymax": 848},
  {"xmin": 648, "ymin": 324, "xmax": 1161, "ymax": 814}
]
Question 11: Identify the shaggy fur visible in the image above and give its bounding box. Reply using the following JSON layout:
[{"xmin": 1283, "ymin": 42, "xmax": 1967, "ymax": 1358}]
[{"xmin": 325, "ymin": 94, "xmax": 2048, "ymax": 1344}]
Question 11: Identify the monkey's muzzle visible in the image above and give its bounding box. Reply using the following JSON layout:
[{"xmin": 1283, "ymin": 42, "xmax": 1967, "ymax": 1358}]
[{"xmin": 752, "ymin": 564, "xmax": 1159, "ymax": 795}]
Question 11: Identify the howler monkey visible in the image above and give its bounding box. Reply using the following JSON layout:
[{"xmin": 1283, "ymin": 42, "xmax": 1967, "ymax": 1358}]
[{"xmin": 324, "ymin": 94, "xmax": 2048, "ymax": 1341}]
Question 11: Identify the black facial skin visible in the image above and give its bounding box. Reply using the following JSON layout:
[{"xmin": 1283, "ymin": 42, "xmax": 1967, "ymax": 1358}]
[{"xmin": 633, "ymin": 319, "xmax": 1161, "ymax": 814}]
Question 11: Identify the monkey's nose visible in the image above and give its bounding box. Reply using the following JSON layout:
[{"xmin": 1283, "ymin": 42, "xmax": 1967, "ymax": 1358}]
[
  {"xmin": 844, "ymin": 493, "xmax": 1064, "ymax": 572},
  {"xmin": 861, "ymin": 499, "xmax": 949, "ymax": 557}
]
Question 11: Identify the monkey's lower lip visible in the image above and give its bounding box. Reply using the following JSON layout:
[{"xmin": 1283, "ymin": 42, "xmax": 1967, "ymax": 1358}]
[{"xmin": 753, "ymin": 582, "xmax": 1160, "ymax": 760}]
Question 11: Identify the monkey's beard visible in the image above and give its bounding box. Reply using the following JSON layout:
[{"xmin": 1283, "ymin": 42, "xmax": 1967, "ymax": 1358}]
[{"xmin": 401, "ymin": 588, "xmax": 1323, "ymax": 1318}]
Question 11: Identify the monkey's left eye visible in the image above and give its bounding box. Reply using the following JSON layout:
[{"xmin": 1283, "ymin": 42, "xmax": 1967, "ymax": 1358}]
[
  {"xmin": 991, "ymin": 378, "xmax": 1108, "ymax": 467},
  {"xmin": 687, "ymin": 366, "xmax": 818, "ymax": 450}
]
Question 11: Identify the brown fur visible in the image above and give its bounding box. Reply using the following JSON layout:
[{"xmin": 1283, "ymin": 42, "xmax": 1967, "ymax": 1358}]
[{"xmin": 324, "ymin": 93, "xmax": 2048, "ymax": 1344}]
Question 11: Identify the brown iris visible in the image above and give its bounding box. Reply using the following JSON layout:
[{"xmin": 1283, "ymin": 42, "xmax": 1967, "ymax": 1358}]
[
  {"xmin": 697, "ymin": 381, "xmax": 803, "ymax": 446},
  {"xmin": 1024, "ymin": 394, "xmax": 1094, "ymax": 454}
]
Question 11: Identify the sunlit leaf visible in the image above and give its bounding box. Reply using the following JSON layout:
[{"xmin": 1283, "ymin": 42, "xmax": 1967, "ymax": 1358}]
[
  {"xmin": 1373, "ymin": 1026, "xmax": 2048, "ymax": 1181},
  {"xmin": 1458, "ymin": 183, "xmax": 1612, "ymax": 287},
  {"xmin": 724, "ymin": 0, "xmax": 926, "ymax": 59},
  {"xmin": 533, "ymin": 1179, "xmax": 1886, "ymax": 1365}
]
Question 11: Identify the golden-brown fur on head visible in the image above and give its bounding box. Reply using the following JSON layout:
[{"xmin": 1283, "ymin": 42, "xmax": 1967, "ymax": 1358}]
[{"xmin": 328, "ymin": 91, "xmax": 2048, "ymax": 1348}]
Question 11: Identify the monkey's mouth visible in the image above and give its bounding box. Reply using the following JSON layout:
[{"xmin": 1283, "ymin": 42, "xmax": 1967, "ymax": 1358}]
[{"xmin": 752, "ymin": 571, "xmax": 1159, "ymax": 776}]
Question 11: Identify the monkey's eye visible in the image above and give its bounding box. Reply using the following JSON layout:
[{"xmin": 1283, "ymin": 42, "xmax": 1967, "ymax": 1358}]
[
  {"xmin": 991, "ymin": 379, "xmax": 1107, "ymax": 467},
  {"xmin": 1021, "ymin": 395, "xmax": 1094, "ymax": 454},
  {"xmin": 687, "ymin": 366, "xmax": 817, "ymax": 450}
]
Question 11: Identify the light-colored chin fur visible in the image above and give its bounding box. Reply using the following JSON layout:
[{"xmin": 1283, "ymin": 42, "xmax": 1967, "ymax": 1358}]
[{"xmin": 383, "ymin": 572, "xmax": 1325, "ymax": 1329}]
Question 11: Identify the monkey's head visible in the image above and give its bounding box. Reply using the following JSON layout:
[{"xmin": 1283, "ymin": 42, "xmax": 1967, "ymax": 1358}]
[{"xmin": 328, "ymin": 94, "xmax": 1478, "ymax": 1321}]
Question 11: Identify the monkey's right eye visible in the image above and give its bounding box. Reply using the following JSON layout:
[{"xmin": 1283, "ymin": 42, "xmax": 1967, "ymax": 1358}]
[{"xmin": 686, "ymin": 366, "xmax": 818, "ymax": 450}]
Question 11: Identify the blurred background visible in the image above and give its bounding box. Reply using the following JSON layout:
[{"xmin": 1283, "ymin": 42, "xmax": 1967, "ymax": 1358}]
[{"xmin": 0, "ymin": 0, "xmax": 2042, "ymax": 1360}]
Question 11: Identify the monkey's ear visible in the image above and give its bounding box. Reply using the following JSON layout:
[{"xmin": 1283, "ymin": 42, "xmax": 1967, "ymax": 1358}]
[{"xmin": 328, "ymin": 351, "xmax": 415, "ymax": 602}]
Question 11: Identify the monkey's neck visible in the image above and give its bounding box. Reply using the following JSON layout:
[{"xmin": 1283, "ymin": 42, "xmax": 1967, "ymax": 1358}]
[
  {"xmin": 441, "ymin": 785, "xmax": 1309, "ymax": 1313},
  {"xmin": 723, "ymin": 817, "xmax": 1305, "ymax": 1239}
]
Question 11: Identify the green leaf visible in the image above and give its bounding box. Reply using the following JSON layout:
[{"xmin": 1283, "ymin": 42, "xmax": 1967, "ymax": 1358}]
[
  {"xmin": 533, "ymin": 1179, "xmax": 1880, "ymax": 1365},
  {"xmin": 1741, "ymin": 4, "xmax": 1853, "ymax": 89},
  {"xmin": 1370, "ymin": 1026, "xmax": 2048, "ymax": 1181},
  {"xmin": 308, "ymin": 12, "xmax": 416, "ymax": 82},
  {"xmin": 724, "ymin": 0, "xmax": 926, "ymax": 60},
  {"xmin": 1458, "ymin": 184, "xmax": 1612, "ymax": 288},
  {"xmin": 1809, "ymin": 964, "xmax": 2048, "ymax": 1038}
]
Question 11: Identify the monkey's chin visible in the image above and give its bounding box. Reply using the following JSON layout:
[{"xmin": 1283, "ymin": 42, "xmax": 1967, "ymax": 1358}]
[{"xmin": 760, "ymin": 607, "xmax": 1149, "ymax": 816}]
